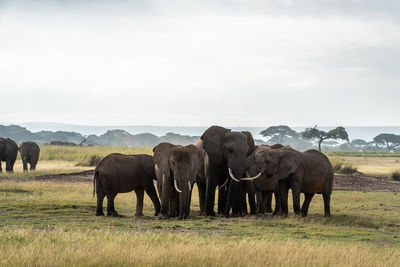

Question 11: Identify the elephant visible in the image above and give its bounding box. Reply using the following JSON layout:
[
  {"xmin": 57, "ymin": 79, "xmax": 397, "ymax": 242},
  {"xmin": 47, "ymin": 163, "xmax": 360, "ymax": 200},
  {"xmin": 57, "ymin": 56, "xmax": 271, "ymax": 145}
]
[
  {"xmin": 249, "ymin": 147, "xmax": 334, "ymax": 217},
  {"xmin": 153, "ymin": 143, "xmax": 201, "ymax": 220},
  {"xmin": 200, "ymin": 126, "xmax": 261, "ymax": 217},
  {"xmin": 18, "ymin": 141, "xmax": 40, "ymax": 171},
  {"xmin": 0, "ymin": 138, "xmax": 18, "ymax": 173},
  {"xmin": 93, "ymin": 153, "xmax": 161, "ymax": 217},
  {"xmin": 252, "ymin": 144, "xmax": 284, "ymax": 214}
]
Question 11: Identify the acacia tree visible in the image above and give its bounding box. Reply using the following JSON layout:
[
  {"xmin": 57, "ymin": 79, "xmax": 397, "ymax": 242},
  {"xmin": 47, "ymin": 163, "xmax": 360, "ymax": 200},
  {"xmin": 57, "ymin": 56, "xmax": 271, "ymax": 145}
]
[
  {"xmin": 373, "ymin": 133, "xmax": 400, "ymax": 151},
  {"xmin": 259, "ymin": 125, "xmax": 297, "ymax": 145},
  {"xmin": 302, "ymin": 126, "xmax": 349, "ymax": 151},
  {"xmin": 351, "ymin": 139, "xmax": 368, "ymax": 148}
]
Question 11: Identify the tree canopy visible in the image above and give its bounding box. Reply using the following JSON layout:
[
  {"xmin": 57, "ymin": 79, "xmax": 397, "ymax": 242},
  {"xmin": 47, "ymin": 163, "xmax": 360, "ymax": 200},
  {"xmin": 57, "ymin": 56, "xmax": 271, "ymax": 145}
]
[
  {"xmin": 259, "ymin": 125, "xmax": 297, "ymax": 144},
  {"xmin": 302, "ymin": 126, "xmax": 349, "ymax": 151},
  {"xmin": 351, "ymin": 139, "xmax": 368, "ymax": 147},
  {"xmin": 373, "ymin": 133, "xmax": 400, "ymax": 151}
]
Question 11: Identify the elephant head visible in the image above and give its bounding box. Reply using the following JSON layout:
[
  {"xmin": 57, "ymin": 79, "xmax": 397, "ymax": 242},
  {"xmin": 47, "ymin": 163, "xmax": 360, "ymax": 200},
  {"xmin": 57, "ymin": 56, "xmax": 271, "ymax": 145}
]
[
  {"xmin": 201, "ymin": 126, "xmax": 261, "ymax": 184},
  {"xmin": 250, "ymin": 146, "xmax": 301, "ymax": 191}
]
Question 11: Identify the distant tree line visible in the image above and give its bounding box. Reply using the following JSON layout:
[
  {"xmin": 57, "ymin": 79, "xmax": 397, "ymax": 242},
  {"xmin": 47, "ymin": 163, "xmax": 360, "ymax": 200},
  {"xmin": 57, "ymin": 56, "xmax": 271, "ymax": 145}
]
[{"xmin": 260, "ymin": 125, "xmax": 400, "ymax": 152}]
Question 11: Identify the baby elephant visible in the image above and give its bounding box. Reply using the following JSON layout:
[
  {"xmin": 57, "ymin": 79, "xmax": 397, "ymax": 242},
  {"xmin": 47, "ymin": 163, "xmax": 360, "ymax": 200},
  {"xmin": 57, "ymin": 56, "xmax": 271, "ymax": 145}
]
[{"xmin": 93, "ymin": 153, "xmax": 161, "ymax": 217}]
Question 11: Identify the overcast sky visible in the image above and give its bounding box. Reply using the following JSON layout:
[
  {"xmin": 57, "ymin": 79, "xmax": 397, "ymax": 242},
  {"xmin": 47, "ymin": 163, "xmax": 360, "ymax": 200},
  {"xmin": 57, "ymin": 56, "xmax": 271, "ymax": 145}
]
[{"xmin": 1, "ymin": 0, "xmax": 399, "ymax": 127}]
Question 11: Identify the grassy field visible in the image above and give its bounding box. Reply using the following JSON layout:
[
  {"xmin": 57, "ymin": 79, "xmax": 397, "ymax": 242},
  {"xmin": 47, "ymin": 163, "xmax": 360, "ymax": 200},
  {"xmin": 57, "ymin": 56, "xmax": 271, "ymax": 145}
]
[
  {"xmin": 0, "ymin": 181, "xmax": 399, "ymax": 266},
  {"xmin": 1, "ymin": 146, "xmax": 400, "ymax": 265}
]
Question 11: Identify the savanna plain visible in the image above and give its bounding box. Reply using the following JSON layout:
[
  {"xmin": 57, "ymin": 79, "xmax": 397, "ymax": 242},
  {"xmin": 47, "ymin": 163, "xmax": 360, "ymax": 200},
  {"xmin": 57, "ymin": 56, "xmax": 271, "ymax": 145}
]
[{"xmin": 0, "ymin": 146, "xmax": 399, "ymax": 266}]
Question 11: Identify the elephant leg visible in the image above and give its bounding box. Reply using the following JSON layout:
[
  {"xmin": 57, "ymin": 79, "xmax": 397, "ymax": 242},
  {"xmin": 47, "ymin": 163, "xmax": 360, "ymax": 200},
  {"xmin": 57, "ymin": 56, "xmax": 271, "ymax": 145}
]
[
  {"xmin": 323, "ymin": 193, "xmax": 331, "ymax": 217},
  {"xmin": 145, "ymin": 184, "xmax": 161, "ymax": 216},
  {"xmin": 95, "ymin": 188, "xmax": 105, "ymax": 216},
  {"xmin": 225, "ymin": 180, "xmax": 241, "ymax": 217},
  {"xmin": 218, "ymin": 187, "xmax": 228, "ymax": 214},
  {"xmin": 292, "ymin": 187, "xmax": 301, "ymax": 216},
  {"xmin": 197, "ymin": 182, "xmax": 206, "ymax": 215},
  {"xmin": 240, "ymin": 183, "xmax": 248, "ymax": 215},
  {"xmin": 0, "ymin": 162, "xmax": 2, "ymax": 173},
  {"xmin": 255, "ymin": 190, "xmax": 262, "ymax": 211},
  {"xmin": 106, "ymin": 192, "xmax": 119, "ymax": 217},
  {"xmin": 22, "ymin": 160, "xmax": 28, "ymax": 172},
  {"xmin": 247, "ymin": 185, "xmax": 256, "ymax": 215},
  {"xmin": 301, "ymin": 193, "xmax": 315, "ymax": 217},
  {"xmin": 30, "ymin": 158, "xmax": 38, "ymax": 171},
  {"xmin": 273, "ymin": 191, "xmax": 281, "ymax": 215},
  {"xmin": 5, "ymin": 159, "xmax": 14, "ymax": 173},
  {"xmin": 278, "ymin": 183, "xmax": 289, "ymax": 216},
  {"xmin": 134, "ymin": 188, "xmax": 144, "ymax": 217},
  {"xmin": 265, "ymin": 192, "xmax": 273, "ymax": 213},
  {"xmin": 160, "ymin": 176, "xmax": 171, "ymax": 219},
  {"xmin": 204, "ymin": 166, "xmax": 218, "ymax": 216},
  {"xmin": 257, "ymin": 191, "xmax": 268, "ymax": 214}
]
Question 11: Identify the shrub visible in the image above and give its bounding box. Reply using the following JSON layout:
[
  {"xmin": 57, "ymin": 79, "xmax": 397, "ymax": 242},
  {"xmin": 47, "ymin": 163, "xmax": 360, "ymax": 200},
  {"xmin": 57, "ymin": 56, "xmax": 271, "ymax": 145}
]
[
  {"xmin": 389, "ymin": 170, "xmax": 400, "ymax": 181},
  {"xmin": 338, "ymin": 164, "xmax": 359, "ymax": 174},
  {"xmin": 330, "ymin": 158, "xmax": 343, "ymax": 172},
  {"xmin": 76, "ymin": 155, "xmax": 102, "ymax": 167}
]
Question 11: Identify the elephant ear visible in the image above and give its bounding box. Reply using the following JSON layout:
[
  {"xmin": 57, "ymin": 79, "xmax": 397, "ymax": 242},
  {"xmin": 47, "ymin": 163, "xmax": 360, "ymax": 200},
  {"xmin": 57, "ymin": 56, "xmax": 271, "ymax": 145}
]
[
  {"xmin": 201, "ymin": 126, "xmax": 230, "ymax": 165},
  {"xmin": 274, "ymin": 149, "xmax": 302, "ymax": 180},
  {"xmin": 241, "ymin": 131, "xmax": 256, "ymax": 156}
]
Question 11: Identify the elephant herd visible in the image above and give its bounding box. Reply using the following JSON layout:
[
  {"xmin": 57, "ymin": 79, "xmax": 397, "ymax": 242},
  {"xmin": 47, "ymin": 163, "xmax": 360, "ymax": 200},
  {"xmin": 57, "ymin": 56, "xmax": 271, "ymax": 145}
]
[
  {"xmin": 94, "ymin": 125, "xmax": 334, "ymax": 219},
  {"xmin": 0, "ymin": 138, "xmax": 40, "ymax": 173}
]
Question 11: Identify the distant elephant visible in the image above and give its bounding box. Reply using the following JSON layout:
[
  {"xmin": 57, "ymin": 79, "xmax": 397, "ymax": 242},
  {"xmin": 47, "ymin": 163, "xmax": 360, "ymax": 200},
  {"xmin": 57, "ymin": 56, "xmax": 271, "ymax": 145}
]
[
  {"xmin": 0, "ymin": 138, "xmax": 18, "ymax": 173},
  {"xmin": 250, "ymin": 147, "xmax": 334, "ymax": 217},
  {"xmin": 19, "ymin": 141, "xmax": 40, "ymax": 171},
  {"xmin": 93, "ymin": 153, "xmax": 161, "ymax": 217},
  {"xmin": 153, "ymin": 143, "xmax": 201, "ymax": 220},
  {"xmin": 200, "ymin": 126, "xmax": 261, "ymax": 217}
]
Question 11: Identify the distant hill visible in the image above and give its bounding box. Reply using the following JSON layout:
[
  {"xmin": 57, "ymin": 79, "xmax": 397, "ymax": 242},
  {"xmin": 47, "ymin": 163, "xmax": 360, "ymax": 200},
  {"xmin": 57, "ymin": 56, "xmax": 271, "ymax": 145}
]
[
  {"xmin": 0, "ymin": 125, "xmax": 201, "ymax": 147},
  {"xmin": 9, "ymin": 122, "xmax": 400, "ymax": 142}
]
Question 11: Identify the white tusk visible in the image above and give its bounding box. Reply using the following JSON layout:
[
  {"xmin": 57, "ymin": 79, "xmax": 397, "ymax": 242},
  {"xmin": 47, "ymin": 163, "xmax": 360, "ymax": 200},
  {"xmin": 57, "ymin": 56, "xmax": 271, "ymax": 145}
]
[
  {"xmin": 228, "ymin": 168, "xmax": 240, "ymax": 182},
  {"xmin": 241, "ymin": 171, "xmax": 262, "ymax": 181},
  {"xmin": 188, "ymin": 181, "xmax": 191, "ymax": 191},
  {"xmin": 155, "ymin": 164, "xmax": 159, "ymax": 173},
  {"xmin": 174, "ymin": 179, "xmax": 182, "ymax": 193},
  {"xmin": 217, "ymin": 178, "xmax": 229, "ymax": 190}
]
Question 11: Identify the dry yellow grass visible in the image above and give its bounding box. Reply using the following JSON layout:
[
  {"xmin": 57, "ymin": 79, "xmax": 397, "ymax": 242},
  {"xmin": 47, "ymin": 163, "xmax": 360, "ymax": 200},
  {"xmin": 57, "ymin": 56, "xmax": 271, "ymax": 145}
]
[
  {"xmin": 0, "ymin": 228, "xmax": 398, "ymax": 267},
  {"xmin": 329, "ymin": 156, "xmax": 400, "ymax": 175},
  {"xmin": 0, "ymin": 180, "xmax": 399, "ymax": 266}
]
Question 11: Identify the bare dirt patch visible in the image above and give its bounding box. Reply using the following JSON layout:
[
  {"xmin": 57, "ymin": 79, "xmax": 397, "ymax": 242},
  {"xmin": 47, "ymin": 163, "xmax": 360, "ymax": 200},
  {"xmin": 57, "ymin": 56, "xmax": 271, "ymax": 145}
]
[
  {"xmin": 1, "ymin": 170, "xmax": 400, "ymax": 192},
  {"xmin": 334, "ymin": 173, "xmax": 400, "ymax": 192}
]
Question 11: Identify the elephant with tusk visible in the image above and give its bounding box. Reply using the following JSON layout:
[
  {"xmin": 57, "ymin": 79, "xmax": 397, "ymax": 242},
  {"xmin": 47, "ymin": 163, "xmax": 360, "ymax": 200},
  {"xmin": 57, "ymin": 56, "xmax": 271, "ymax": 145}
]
[
  {"xmin": 248, "ymin": 146, "xmax": 334, "ymax": 217},
  {"xmin": 153, "ymin": 143, "xmax": 201, "ymax": 220},
  {"xmin": 200, "ymin": 126, "xmax": 261, "ymax": 217}
]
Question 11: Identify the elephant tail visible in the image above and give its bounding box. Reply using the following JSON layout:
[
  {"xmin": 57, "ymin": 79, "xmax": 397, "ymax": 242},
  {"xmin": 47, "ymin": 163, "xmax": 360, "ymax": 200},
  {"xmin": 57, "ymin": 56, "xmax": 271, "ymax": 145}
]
[{"xmin": 93, "ymin": 170, "xmax": 99, "ymax": 198}]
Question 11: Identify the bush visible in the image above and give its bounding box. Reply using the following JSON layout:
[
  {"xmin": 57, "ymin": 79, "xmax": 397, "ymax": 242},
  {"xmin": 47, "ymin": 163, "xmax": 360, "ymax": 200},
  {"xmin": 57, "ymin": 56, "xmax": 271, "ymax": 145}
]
[
  {"xmin": 331, "ymin": 158, "xmax": 344, "ymax": 172},
  {"xmin": 338, "ymin": 164, "xmax": 359, "ymax": 174},
  {"xmin": 76, "ymin": 155, "xmax": 102, "ymax": 167},
  {"xmin": 389, "ymin": 170, "xmax": 400, "ymax": 181}
]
